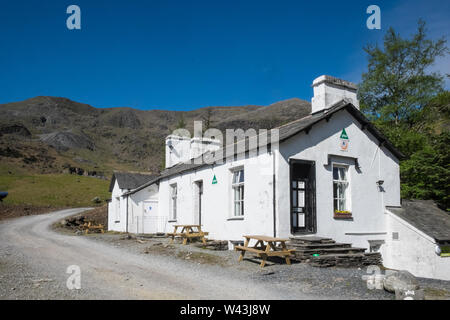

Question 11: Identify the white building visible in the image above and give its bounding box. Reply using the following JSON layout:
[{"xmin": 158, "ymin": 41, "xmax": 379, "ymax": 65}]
[
  {"xmin": 108, "ymin": 75, "xmax": 450, "ymax": 280},
  {"xmin": 107, "ymin": 172, "xmax": 158, "ymax": 233}
]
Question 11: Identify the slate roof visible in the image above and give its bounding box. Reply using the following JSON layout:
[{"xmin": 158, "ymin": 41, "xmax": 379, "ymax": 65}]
[
  {"xmin": 109, "ymin": 172, "xmax": 158, "ymax": 192},
  {"xmin": 387, "ymin": 200, "xmax": 450, "ymax": 243},
  {"xmin": 124, "ymin": 100, "xmax": 404, "ymax": 196}
]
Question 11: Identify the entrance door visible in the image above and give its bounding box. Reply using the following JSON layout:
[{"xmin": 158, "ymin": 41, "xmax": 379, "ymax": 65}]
[
  {"xmin": 290, "ymin": 160, "xmax": 316, "ymax": 234},
  {"xmin": 194, "ymin": 181, "xmax": 203, "ymax": 225}
]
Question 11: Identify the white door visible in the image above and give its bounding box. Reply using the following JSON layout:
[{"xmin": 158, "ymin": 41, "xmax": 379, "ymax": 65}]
[
  {"xmin": 142, "ymin": 200, "xmax": 159, "ymax": 234},
  {"xmin": 193, "ymin": 181, "xmax": 203, "ymax": 225}
]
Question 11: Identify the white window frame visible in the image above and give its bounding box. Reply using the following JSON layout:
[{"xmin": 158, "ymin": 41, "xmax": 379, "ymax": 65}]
[
  {"xmin": 231, "ymin": 168, "xmax": 244, "ymax": 217},
  {"xmin": 332, "ymin": 164, "xmax": 350, "ymax": 212},
  {"xmin": 170, "ymin": 184, "xmax": 177, "ymax": 221}
]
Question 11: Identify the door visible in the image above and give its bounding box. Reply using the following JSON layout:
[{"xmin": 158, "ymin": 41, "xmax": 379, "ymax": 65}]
[
  {"xmin": 194, "ymin": 181, "xmax": 203, "ymax": 225},
  {"xmin": 290, "ymin": 160, "xmax": 316, "ymax": 234},
  {"xmin": 142, "ymin": 200, "xmax": 159, "ymax": 234}
]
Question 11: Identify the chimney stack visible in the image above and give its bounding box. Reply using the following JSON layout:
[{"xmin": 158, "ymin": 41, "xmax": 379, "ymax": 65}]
[{"xmin": 311, "ymin": 75, "xmax": 359, "ymax": 114}]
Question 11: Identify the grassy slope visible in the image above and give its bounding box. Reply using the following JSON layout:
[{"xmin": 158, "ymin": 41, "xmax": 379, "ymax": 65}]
[{"xmin": 0, "ymin": 172, "xmax": 110, "ymax": 207}]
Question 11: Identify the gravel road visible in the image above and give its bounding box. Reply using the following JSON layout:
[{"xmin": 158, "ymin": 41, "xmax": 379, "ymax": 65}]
[
  {"xmin": 0, "ymin": 208, "xmax": 325, "ymax": 299},
  {"xmin": 2, "ymin": 208, "xmax": 447, "ymax": 300}
]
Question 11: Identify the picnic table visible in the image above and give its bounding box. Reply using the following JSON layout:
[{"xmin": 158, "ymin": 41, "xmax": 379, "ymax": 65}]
[
  {"xmin": 81, "ymin": 222, "xmax": 104, "ymax": 234},
  {"xmin": 167, "ymin": 224, "xmax": 209, "ymax": 245},
  {"xmin": 234, "ymin": 235, "xmax": 295, "ymax": 268}
]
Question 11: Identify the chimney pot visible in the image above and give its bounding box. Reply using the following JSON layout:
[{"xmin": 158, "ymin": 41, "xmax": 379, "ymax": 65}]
[{"xmin": 311, "ymin": 75, "xmax": 359, "ymax": 114}]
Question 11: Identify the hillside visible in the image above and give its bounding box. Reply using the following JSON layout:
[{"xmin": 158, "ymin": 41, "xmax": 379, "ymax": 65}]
[{"xmin": 0, "ymin": 96, "xmax": 311, "ymax": 177}]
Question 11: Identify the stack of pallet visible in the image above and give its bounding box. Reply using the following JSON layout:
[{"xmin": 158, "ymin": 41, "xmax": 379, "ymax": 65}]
[{"xmin": 286, "ymin": 236, "xmax": 382, "ymax": 267}]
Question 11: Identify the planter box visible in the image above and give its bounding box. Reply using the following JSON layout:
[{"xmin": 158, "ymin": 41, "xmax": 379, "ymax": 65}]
[{"xmin": 334, "ymin": 212, "xmax": 353, "ymax": 219}]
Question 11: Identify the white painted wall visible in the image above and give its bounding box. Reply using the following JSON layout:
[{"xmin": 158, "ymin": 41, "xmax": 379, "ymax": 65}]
[
  {"xmin": 278, "ymin": 109, "xmax": 400, "ymax": 249},
  {"xmin": 311, "ymin": 75, "xmax": 359, "ymax": 113},
  {"xmin": 382, "ymin": 210, "xmax": 450, "ymax": 281},
  {"xmin": 157, "ymin": 150, "xmax": 275, "ymax": 243},
  {"xmin": 107, "ymin": 180, "xmax": 127, "ymax": 232},
  {"xmin": 165, "ymin": 135, "xmax": 191, "ymax": 168},
  {"xmin": 127, "ymin": 184, "xmax": 161, "ymax": 234},
  {"xmin": 108, "ymin": 181, "xmax": 162, "ymax": 234}
]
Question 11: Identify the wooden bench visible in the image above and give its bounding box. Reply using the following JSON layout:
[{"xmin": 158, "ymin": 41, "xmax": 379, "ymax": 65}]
[
  {"xmin": 168, "ymin": 225, "xmax": 209, "ymax": 245},
  {"xmin": 235, "ymin": 235, "xmax": 295, "ymax": 268}
]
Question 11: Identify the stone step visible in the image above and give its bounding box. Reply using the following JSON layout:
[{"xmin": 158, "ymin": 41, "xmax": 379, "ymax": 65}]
[
  {"xmin": 286, "ymin": 242, "xmax": 352, "ymax": 249},
  {"xmin": 296, "ymin": 246, "xmax": 366, "ymax": 254},
  {"xmin": 289, "ymin": 236, "xmax": 335, "ymax": 244},
  {"xmin": 310, "ymin": 252, "xmax": 382, "ymax": 268},
  {"xmin": 287, "ymin": 235, "xmax": 383, "ymax": 268},
  {"xmin": 292, "ymin": 247, "xmax": 367, "ymax": 261}
]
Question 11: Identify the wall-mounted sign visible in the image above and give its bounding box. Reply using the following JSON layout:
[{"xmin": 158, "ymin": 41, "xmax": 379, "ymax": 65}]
[
  {"xmin": 340, "ymin": 128, "xmax": 349, "ymax": 151},
  {"xmin": 212, "ymin": 175, "xmax": 217, "ymax": 185}
]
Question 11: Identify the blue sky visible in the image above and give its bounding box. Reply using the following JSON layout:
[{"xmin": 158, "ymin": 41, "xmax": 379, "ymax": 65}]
[{"xmin": 0, "ymin": 0, "xmax": 448, "ymax": 110}]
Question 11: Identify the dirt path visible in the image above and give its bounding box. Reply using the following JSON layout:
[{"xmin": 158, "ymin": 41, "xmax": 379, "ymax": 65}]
[{"xmin": 0, "ymin": 208, "xmax": 322, "ymax": 300}]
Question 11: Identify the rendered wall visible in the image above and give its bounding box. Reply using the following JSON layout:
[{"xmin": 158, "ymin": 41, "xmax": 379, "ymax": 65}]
[
  {"xmin": 278, "ymin": 109, "xmax": 401, "ymax": 249},
  {"xmin": 382, "ymin": 210, "xmax": 450, "ymax": 281}
]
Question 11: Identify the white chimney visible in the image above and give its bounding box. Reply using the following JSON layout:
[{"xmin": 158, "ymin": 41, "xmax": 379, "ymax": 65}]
[
  {"xmin": 165, "ymin": 135, "xmax": 222, "ymax": 168},
  {"xmin": 311, "ymin": 75, "xmax": 359, "ymax": 114},
  {"xmin": 165, "ymin": 135, "xmax": 191, "ymax": 168},
  {"xmin": 190, "ymin": 137, "xmax": 221, "ymax": 159}
]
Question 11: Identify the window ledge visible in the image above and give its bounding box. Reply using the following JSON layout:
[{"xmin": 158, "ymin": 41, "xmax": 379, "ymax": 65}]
[
  {"xmin": 168, "ymin": 219, "xmax": 177, "ymax": 223},
  {"xmin": 227, "ymin": 217, "xmax": 244, "ymax": 221},
  {"xmin": 333, "ymin": 213, "xmax": 353, "ymax": 220}
]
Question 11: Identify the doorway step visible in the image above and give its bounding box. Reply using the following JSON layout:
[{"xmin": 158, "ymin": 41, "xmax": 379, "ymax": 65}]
[{"xmin": 286, "ymin": 236, "xmax": 382, "ymax": 267}]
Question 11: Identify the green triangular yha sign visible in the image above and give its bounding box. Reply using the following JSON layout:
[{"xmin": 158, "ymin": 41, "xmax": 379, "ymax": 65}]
[
  {"xmin": 212, "ymin": 175, "xmax": 217, "ymax": 185},
  {"xmin": 340, "ymin": 128, "xmax": 349, "ymax": 140}
]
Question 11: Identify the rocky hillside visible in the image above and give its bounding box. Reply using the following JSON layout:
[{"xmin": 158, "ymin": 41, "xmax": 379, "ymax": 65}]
[{"xmin": 0, "ymin": 96, "xmax": 311, "ymax": 176}]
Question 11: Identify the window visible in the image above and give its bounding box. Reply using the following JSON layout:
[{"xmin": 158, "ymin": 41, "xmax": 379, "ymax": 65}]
[
  {"xmin": 232, "ymin": 169, "xmax": 244, "ymax": 217},
  {"xmin": 333, "ymin": 165, "xmax": 349, "ymax": 212},
  {"xmin": 170, "ymin": 184, "xmax": 177, "ymax": 220}
]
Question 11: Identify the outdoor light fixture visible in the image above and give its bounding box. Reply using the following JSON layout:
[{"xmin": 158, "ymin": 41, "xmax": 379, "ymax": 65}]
[{"xmin": 376, "ymin": 180, "xmax": 384, "ymax": 186}]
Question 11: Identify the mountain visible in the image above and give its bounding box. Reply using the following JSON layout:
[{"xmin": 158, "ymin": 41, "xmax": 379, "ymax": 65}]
[{"xmin": 0, "ymin": 96, "xmax": 311, "ymax": 176}]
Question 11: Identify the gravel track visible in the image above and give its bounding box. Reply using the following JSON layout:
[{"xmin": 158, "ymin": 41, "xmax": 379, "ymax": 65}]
[
  {"xmin": 2, "ymin": 208, "xmax": 447, "ymax": 300},
  {"xmin": 0, "ymin": 208, "xmax": 322, "ymax": 299}
]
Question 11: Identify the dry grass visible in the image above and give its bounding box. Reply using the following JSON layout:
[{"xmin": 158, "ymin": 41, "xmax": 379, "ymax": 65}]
[
  {"xmin": 0, "ymin": 204, "xmax": 64, "ymax": 221},
  {"xmin": 0, "ymin": 173, "xmax": 110, "ymax": 207}
]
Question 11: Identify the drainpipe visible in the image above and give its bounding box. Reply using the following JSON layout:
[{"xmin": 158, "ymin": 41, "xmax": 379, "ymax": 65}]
[
  {"xmin": 125, "ymin": 193, "xmax": 129, "ymax": 234},
  {"xmin": 272, "ymin": 148, "xmax": 277, "ymax": 238}
]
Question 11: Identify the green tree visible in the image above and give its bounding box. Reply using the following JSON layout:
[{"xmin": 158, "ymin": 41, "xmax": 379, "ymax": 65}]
[
  {"xmin": 176, "ymin": 114, "xmax": 186, "ymax": 129},
  {"xmin": 401, "ymin": 132, "xmax": 450, "ymax": 210},
  {"xmin": 358, "ymin": 20, "xmax": 449, "ymax": 211},
  {"xmin": 359, "ymin": 20, "xmax": 447, "ymax": 126}
]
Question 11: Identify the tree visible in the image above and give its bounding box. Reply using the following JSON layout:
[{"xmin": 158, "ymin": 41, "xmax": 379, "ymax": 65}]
[
  {"xmin": 401, "ymin": 131, "xmax": 450, "ymax": 210},
  {"xmin": 201, "ymin": 108, "xmax": 214, "ymax": 133},
  {"xmin": 358, "ymin": 20, "xmax": 447, "ymax": 127},
  {"xmin": 176, "ymin": 114, "xmax": 186, "ymax": 129},
  {"xmin": 358, "ymin": 20, "xmax": 449, "ymax": 211}
]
